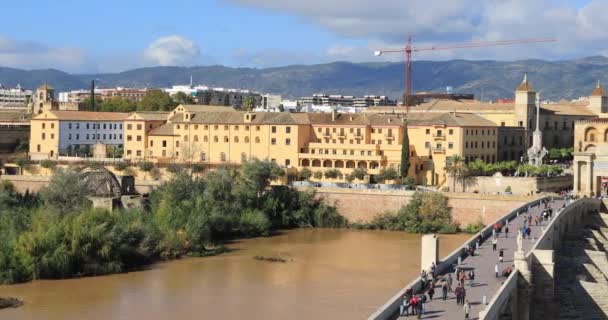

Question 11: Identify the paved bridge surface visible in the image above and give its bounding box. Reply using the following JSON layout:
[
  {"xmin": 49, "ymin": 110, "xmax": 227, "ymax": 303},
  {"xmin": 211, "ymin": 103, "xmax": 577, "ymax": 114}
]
[{"xmin": 394, "ymin": 199, "xmax": 567, "ymax": 320}]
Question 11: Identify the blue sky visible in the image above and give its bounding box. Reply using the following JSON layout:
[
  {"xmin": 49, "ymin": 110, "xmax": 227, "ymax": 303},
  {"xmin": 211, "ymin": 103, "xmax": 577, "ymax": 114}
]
[{"xmin": 0, "ymin": 0, "xmax": 605, "ymax": 72}]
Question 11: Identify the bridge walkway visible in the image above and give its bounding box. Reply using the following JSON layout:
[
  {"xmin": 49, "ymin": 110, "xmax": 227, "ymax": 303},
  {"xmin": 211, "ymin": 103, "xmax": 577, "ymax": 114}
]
[{"xmin": 395, "ymin": 199, "xmax": 567, "ymax": 320}]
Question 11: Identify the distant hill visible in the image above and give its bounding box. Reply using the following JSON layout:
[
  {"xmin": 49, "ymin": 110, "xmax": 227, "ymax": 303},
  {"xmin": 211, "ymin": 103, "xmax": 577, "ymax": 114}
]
[{"xmin": 1, "ymin": 56, "xmax": 608, "ymax": 101}]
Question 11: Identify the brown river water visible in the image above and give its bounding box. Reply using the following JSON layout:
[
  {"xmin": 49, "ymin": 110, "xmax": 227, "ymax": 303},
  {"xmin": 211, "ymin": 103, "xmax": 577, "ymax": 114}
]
[{"xmin": 0, "ymin": 229, "xmax": 469, "ymax": 320}]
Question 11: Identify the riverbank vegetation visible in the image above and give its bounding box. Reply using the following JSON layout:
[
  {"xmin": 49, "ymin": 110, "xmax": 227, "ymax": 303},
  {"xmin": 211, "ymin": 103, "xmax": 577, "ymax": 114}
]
[
  {"xmin": 0, "ymin": 160, "xmax": 345, "ymax": 284},
  {"xmin": 355, "ymin": 192, "xmax": 459, "ymax": 233}
]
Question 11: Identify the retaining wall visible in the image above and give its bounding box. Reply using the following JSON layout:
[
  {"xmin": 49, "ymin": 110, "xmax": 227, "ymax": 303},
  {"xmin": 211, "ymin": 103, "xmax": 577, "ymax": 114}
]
[{"xmin": 307, "ymin": 187, "xmax": 537, "ymax": 226}]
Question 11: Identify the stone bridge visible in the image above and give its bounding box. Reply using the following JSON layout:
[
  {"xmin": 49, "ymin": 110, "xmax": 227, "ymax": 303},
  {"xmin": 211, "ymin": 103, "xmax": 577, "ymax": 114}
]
[{"xmin": 368, "ymin": 196, "xmax": 602, "ymax": 320}]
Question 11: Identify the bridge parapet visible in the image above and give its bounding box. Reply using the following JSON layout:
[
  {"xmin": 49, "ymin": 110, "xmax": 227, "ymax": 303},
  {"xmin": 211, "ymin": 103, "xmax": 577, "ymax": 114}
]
[
  {"xmin": 479, "ymin": 197, "xmax": 601, "ymax": 320},
  {"xmin": 368, "ymin": 196, "xmax": 552, "ymax": 320}
]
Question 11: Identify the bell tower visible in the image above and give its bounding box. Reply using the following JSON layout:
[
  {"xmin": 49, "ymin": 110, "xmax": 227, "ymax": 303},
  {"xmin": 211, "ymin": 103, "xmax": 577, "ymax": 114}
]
[
  {"xmin": 31, "ymin": 83, "xmax": 56, "ymax": 114},
  {"xmin": 589, "ymin": 80, "xmax": 607, "ymax": 116},
  {"xmin": 514, "ymin": 73, "xmax": 537, "ymax": 148}
]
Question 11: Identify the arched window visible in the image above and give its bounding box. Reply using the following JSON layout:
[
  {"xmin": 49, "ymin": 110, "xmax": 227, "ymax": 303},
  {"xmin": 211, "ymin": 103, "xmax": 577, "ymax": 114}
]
[
  {"xmin": 245, "ymin": 136, "xmax": 250, "ymax": 143},
  {"xmin": 214, "ymin": 136, "xmax": 218, "ymax": 142},
  {"xmin": 194, "ymin": 135, "xmax": 199, "ymax": 142},
  {"xmin": 234, "ymin": 137, "xmax": 239, "ymax": 143},
  {"xmin": 204, "ymin": 136, "xmax": 208, "ymax": 142},
  {"xmin": 255, "ymin": 137, "xmax": 260, "ymax": 143},
  {"xmin": 220, "ymin": 152, "xmax": 227, "ymax": 162},
  {"xmin": 585, "ymin": 127, "xmax": 598, "ymax": 142}
]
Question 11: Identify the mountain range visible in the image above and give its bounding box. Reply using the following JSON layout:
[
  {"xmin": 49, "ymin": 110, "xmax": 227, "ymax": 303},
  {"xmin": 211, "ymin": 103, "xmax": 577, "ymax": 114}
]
[{"xmin": 1, "ymin": 56, "xmax": 608, "ymax": 101}]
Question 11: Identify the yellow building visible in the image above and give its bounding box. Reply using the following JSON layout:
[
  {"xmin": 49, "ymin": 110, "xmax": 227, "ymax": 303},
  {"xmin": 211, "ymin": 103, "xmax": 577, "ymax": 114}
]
[
  {"xmin": 123, "ymin": 105, "xmax": 497, "ymax": 186},
  {"xmin": 367, "ymin": 75, "xmax": 599, "ymax": 161},
  {"xmin": 573, "ymin": 82, "xmax": 608, "ymax": 196},
  {"xmin": 27, "ymin": 105, "xmax": 502, "ymax": 187}
]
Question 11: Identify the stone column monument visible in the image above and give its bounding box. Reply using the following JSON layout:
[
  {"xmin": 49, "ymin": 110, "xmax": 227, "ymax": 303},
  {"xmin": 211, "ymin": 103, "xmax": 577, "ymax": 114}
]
[{"xmin": 527, "ymin": 94, "xmax": 548, "ymax": 166}]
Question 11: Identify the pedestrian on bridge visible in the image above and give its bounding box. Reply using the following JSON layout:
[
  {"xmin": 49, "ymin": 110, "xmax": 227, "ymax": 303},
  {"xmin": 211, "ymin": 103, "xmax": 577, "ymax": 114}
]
[
  {"xmin": 464, "ymin": 300, "xmax": 471, "ymax": 319},
  {"xmin": 442, "ymin": 281, "xmax": 448, "ymax": 300},
  {"xmin": 505, "ymin": 225, "xmax": 509, "ymax": 238},
  {"xmin": 499, "ymin": 248, "xmax": 504, "ymax": 263},
  {"xmin": 492, "ymin": 237, "xmax": 498, "ymax": 251},
  {"xmin": 495, "ymin": 263, "xmax": 499, "ymax": 278},
  {"xmin": 455, "ymin": 284, "xmax": 463, "ymax": 305},
  {"xmin": 447, "ymin": 273, "xmax": 453, "ymax": 292},
  {"xmin": 468, "ymin": 269, "xmax": 475, "ymax": 287}
]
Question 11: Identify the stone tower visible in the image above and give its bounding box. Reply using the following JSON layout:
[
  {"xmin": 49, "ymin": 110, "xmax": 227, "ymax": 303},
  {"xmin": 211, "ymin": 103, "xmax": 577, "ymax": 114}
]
[
  {"xmin": 30, "ymin": 83, "xmax": 57, "ymax": 114},
  {"xmin": 515, "ymin": 73, "xmax": 537, "ymax": 148},
  {"xmin": 589, "ymin": 80, "xmax": 607, "ymax": 116}
]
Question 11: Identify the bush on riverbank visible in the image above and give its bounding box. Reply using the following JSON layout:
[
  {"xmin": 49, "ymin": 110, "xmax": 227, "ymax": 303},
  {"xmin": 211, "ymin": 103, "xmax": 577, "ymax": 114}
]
[
  {"xmin": 357, "ymin": 192, "xmax": 459, "ymax": 233},
  {"xmin": 0, "ymin": 160, "xmax": 346, "ymax": 284}
]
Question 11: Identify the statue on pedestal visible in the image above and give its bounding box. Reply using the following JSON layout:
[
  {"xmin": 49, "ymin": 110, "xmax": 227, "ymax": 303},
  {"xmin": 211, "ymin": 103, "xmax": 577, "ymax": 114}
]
[
  {"xmin": 516, "ymin": 230, "xmax": 524, "ymax": 252},
  {"xmin": 527, "ymin": 93, "xmax": 547, "ymax": 166}
]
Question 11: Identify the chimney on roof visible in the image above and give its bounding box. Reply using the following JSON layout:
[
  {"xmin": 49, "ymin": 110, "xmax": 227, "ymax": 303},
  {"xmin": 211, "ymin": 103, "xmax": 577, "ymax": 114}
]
[
  {"xmin": 388, "ymin": 118, "xmax": 392, "ymax": 123},
  {"xmin": 331, "ymin": 106, "xmax": 337, "ymax": 121}
]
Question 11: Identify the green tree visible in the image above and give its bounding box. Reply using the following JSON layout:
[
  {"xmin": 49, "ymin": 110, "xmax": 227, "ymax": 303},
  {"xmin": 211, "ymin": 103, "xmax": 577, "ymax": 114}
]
[
  {"xmin": 190, "ymin": 164, "xmax": 206, "ymax": 174},
  {"xmin": 113, "ymin": 162, "xmax": 128, "ymax": 172},
  {"xmin": 400, "ymin": 123, "xmax": 410, "ymax": 178},
  {"xmin": 313, "ymin": 171, "xmax": 323, "ymax": 179},
  {"xmin": 97, "ymin": 97, "xmax": 137, "ymax": 112},
  {"xmin": 79, "ymin": 97, "xmax": 104, "ymax": 111},
  {"xmin": 40, "ymin": 160, "xmax": 57, "ymax": 171},
  {"xmin": 40, "ymin": 169, "xmax": 91, "ymax": 214},
  {"xmin": 139, "ymin": 161, "xmax": 154, "ymax": 179},
  {"xmin": 377, "ymin": 167, "xmax": 399, "ymax": 183},
  {"xmin": 243, "ymin": 96, "xmax": 256, "ymax": 111},
  {"xmin": 14, "ymin": 140, "xmax": 29, "ymax": 154},
  {"xmin": 172, "ymin": 92, "xmax": 195, "ymax": 105},
  {"xmin": 297, "ymin": 168, "xmax": 313, "ymax": 181},
  {"xmin": 323, "ymin": 169, "xmax": 342, "ymax": 180},
  {"xmin": 350, "ymin": 168, "xmax": 368, "ymax": 181},
  {"xmin": 137, "ymin": 90, "xmax": 177, "ymax": 111},
  {"xmin": 445, "ymin": 155, "xmax": 467, "ymax": 192}
]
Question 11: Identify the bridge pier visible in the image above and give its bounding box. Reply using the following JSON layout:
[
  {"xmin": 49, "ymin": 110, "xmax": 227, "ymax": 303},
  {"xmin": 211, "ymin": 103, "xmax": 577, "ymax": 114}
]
[{"xmin": 421, "ymin": 234, "xmax": 439, "ymax": 272}]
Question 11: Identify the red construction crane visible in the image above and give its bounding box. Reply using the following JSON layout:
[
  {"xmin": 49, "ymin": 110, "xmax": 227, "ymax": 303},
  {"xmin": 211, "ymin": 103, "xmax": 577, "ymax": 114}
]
[{"xmin": 374, "ymin": 36, "xmax": 557, "ymax": 105}]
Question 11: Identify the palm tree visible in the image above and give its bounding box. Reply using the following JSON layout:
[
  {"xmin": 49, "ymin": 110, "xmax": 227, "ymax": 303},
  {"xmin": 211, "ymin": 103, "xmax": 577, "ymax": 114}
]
[{"xmin": 445, "ymin": 155, "xmax": 467, "ymax": 192}]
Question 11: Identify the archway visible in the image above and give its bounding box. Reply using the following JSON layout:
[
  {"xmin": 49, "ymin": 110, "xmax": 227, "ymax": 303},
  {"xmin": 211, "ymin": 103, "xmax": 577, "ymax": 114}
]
[
  {"xmin": 312, "ymin": 159, "xmax": 321, "ymax": 167},
  {"xmin": 335, "ymin": 160, "xmax": 344, "ymax": 168},
  {"xmin": 301, "ymin": 159, "xmax": 310, "ymax": 167},
  {"xmin": 357, "ymin": 161, "xmax": 367, "ymax": 169},
  {"xmin": 323, "ymin": 160, "xmax": 333, "ymax": 168},
  {"xmin": 346, "ymin": 160, "xmax": 355, "ymax": 168}
]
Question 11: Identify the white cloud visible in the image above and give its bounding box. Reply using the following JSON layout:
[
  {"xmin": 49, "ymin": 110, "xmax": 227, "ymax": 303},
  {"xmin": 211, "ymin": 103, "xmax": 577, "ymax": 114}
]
[
  {"xmin": 0, "ymin": 36, "xmax": 89, "ymax": 72},
  {"xmin": 143, "ymin": 35, "xmax": 201, "ymax": 66},
  {"xmin": 227, "ymin": 0, "xmax": 608, "ymax": 61}
]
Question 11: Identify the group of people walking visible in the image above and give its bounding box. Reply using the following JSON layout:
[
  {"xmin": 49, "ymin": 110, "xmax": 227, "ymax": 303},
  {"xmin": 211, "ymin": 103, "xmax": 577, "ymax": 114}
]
[{"xmin": 398, "ymin": 197, "xmax": 560, "ymax": 319}]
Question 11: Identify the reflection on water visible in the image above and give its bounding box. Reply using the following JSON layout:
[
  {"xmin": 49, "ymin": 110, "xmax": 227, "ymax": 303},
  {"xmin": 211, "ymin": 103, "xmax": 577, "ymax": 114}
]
[{"xmin": 0, "ymin": 229, "xmax": 469, "ymax": 320}]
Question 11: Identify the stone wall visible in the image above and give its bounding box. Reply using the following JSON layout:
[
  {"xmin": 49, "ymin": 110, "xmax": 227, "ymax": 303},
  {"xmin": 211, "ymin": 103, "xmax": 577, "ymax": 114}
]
[
  {"xmin": 306, "ymin": 187, "xmax": 537, "ymax": 226},
  {"xmin": 447, "ymin": 174, "xmax": 573, "ymax": 195},
  {"xmin": 0, "ymin": 175, "xmax": 161, "ymax": 195}
]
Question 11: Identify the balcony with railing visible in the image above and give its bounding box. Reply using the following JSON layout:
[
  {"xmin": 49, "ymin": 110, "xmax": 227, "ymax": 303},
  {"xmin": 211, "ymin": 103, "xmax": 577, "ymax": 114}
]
[
  {"xmin": 432, "ymin": 147, "xmax": 446, "ymax": 154},
  {"xmin": 384, "ymin": 134, "xmax": 395, "ymax": 140},
  {"xmin": 432, "ymin": 133, "xmax": 446, "ymax": 140}
]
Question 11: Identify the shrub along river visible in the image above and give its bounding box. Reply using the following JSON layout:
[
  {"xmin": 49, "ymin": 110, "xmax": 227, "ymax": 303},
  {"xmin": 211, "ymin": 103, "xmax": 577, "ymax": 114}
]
[{"xmin": 0, "ymin": 229, "xmax": 469, "ymax": 320}]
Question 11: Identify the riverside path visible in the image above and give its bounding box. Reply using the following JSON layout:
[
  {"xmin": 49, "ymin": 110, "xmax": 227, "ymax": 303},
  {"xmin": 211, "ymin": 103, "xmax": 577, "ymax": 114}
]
[{"xmin": 394, "ymin": 198, "xmax": 567, "ymax": 320}]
